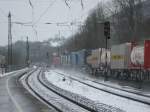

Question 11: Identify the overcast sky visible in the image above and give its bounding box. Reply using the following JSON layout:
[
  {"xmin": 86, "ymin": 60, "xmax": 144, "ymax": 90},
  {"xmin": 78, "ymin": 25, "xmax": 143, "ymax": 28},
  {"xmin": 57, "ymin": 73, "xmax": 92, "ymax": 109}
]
[{"xmin": 0, "ymin": 0, "xmax": 106, "ymax": 46}]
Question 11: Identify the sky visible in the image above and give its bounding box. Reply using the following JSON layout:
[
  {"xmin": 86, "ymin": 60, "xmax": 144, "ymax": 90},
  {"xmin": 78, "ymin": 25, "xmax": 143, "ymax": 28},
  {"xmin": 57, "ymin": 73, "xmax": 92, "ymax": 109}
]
[{"xmin": 0, "ymin": 0, "xmax": 106, "ymax": 46}]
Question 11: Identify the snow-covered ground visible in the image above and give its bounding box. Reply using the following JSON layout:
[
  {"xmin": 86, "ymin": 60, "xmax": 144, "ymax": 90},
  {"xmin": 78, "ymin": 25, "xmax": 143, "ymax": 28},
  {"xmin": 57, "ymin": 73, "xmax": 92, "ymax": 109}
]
[
  {"xmin": 45, "ymin": 70, "xmax": 150, "ymax": 112},
  {"xmin": 54, "ymin": 69, "xmax": 150, "ymax": 104},
  {"xmin": 0, "ymin": 68, "xmax": 28, "ymax": 77},
  {"xmin": 26, "ymin": 70, "xmax": 91, "ymax": 112},
  {"xmin": 54, "ymin": 69, "xmax": 150, "ymax": 95}
]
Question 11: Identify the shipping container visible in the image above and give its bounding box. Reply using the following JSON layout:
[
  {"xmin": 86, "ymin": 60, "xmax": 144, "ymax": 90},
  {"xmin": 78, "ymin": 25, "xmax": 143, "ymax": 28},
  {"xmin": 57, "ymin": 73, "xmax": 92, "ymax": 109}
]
[
  {"xmin": 60, "ymin": 54, "xmax": 71, "ymax": 66},
  {"xmin": 86, "ymin": 48, "xmax": 110, "ymax": 69},
  {"xmin": 130, "ymin": 46, "xmax": 144, "ymax": 66},
  {"xmin": 66, "ymin": 54, "xmax": 71, "ymax": 65},
  {"xmin": 70, "ymin": 52, "xmax": 78, "ymax": 66},
  {"xmin": 0, "ymin": 55, "xmax": 5, "ymax": 65},
  {"xmin": 111, "ymin": 43, "xmax": 132, "ymax": 69},
  {"xmin": 70, "ymin": 49, "xmax": 90, "ymax": 67},
  {"xmin": 60, "ymin": 55, "xmax": 66, "ymax": 65},
  {"xmin": 52, "ymin": 56, "xmax": 60, "ymax": 66},
  {"xmin": 101, "ymin": 49, "xmax": 111, "ymax": 66},
  {"xmin": 76, "ymin": 49, "xmax": 86, "ymax": 66},
  {"xmin": 144, "ymin": 40, "xmax": 150, "ymax": 69},
  {"xmin": 87, "ymin": 48, "xmax": 101, "ymax": 68}
]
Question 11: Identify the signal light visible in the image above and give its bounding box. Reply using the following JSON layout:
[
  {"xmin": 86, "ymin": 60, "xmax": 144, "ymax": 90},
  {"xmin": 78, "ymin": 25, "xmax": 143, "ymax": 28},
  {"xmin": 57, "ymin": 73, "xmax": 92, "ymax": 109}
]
[{"xmin": 104, "ymin": 21, "xmax": 110, "ymax": 39}]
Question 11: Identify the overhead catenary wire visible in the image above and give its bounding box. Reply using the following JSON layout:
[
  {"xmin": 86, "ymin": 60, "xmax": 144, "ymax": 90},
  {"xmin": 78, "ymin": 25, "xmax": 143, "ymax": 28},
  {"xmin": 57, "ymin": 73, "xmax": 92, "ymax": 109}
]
[
  {"xmin": 22, "ymin": 0, "xmax": 85, "ymax": 32},
  {"xmin": 0, "ymin": 7, "xmax": 7, "ymax": 17},
  {"xmin": 28, "ymin": 0, "xmax": 37, "ymax": 40},
  {"xmin": 63, "ymin": 0, "xmax": 71, "ymax": 9},
  {"xmin": 0, "ymin": 7, "xmax": 8, "ymax": 22},
  {"xmin": 28, "ymin": 0, "xmax": 34, "ymax": 23},
  {"xmin": 27, "ymin": 0, "xmax": 56, "ymax": 41},
  {"xmin": 32, "ymin": 25, "xmax": 38, "ymax": 40},
  {"xmin": 0, "ymin": 0, "xmax": 51, "ymax": 2},
  {"xmin": 0, "ymin": 0, "xmax": 87, "ymax": 43},
  {"xmin": 80, "ymin": 0, "xmax": 84, "ymax": 9},
  {"xmin": 28, "ymin": 0, "xmax": 34, "ymax": 9},
  {"xmin": 62, "ymin": 0, "xmax": 84, "ymax": 9},
  {"xmin": 33, "ymin": 0, "xmax": 57, "ymax": 25}
]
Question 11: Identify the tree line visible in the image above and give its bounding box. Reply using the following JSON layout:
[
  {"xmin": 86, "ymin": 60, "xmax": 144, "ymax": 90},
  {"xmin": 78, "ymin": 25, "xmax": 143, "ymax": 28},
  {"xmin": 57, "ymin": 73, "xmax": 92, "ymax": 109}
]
[
  {"xmin": 61, "ymin": 0, "xmax": 150, "ymax": 53},
  {"xmin": 0, "ymin": 40, "xmax": 56, "ymax": 70}
]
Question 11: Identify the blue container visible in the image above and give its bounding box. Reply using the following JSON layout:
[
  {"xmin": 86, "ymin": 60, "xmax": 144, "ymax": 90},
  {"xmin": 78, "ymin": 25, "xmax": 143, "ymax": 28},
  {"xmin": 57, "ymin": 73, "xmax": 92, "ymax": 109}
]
[
  {"xmin": 70, "ymin": 52, "xmax": 78, "ymax": 65},
  {"xmin": 70, "ymin": 49, "xmax": 91, "ymax": 67},
  {"xmin": 76, "ymin": 50, "xmax": 84, "ymax": 66}
]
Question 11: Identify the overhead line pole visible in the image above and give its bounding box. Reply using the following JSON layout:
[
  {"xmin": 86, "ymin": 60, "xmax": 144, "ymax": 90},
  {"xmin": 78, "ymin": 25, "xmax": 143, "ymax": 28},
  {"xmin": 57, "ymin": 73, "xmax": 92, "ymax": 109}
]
[
  {"xmin": 8, "ymin": 12, "xmax": 12, "ymax": 71},
  {"xmin": 104, "ymin": 21, "xmax": 110, "ymax": 81},
  {"xmin": 26, "ymin": 36, "xmax": 30, "ymax": 67}
]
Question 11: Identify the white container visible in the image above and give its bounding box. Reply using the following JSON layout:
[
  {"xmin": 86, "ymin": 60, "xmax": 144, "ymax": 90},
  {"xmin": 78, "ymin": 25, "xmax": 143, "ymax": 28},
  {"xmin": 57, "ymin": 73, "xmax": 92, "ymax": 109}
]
[
  {"xmin": 130, "ymin": 46, "xmax": 144, "ymax": 66},
  {"xmin": 0, "ymin": 55, "xmax": 5, "ymax": 65},
  {"xmin": 87, "ymin": 48, "xmax": 110, "ymax": 68},
  {"xmin": 87, "ymin": 49, "xmax": 100, "ymax": 68},
  {"xmin": 101, "ymin": 49, "xmax": 111, "ymax": 65},
  {"xmin": 111, "ymin": 43, "xmax": 132, "ymax": 69}
]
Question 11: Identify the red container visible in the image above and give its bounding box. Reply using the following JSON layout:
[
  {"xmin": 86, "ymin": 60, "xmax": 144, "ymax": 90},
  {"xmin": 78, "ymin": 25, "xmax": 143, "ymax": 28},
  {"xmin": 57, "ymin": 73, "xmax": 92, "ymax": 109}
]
[
  {"xmin": 52, "ymin": 56, "xmax": 60, "ymax": 66},
  {"xmin": 144, "ymin": 40, "xmax": 150, "ymax": 69}
]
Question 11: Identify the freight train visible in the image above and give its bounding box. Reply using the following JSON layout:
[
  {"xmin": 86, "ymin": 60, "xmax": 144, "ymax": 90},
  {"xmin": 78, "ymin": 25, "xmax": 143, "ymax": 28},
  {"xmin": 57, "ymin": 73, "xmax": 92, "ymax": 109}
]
[{"xmin": 52, "ymin": 40, "xmax": 150, "ymax": 81}]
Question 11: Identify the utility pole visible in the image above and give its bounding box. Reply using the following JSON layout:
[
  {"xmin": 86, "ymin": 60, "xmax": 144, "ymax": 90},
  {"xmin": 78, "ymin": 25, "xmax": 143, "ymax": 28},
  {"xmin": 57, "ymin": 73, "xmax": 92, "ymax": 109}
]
[
  {"xmin": 8, "ymin": 12, "xmax": 12, "ymax": 71},
  {"xmin": 26, "ymin": 36, "xmax": 30, "ymax": 67},
  {"xmin": 46, "ymin": 52, "xmax": 49, "ymax": 66}
]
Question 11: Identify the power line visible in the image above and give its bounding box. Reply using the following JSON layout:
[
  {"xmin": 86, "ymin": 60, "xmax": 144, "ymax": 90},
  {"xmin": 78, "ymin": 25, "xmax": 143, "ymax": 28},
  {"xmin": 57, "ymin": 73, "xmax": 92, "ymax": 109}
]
[
  {"xmin": 63, "ymin": 0, "xmax": 71, "ymax": 9},
  {"xmin": 12, "ymin": 20, "xmax": 84, "ymax": 29},
  {"xmin": 81, "ymin": 0, "xmax": 84, "ymax": 9},
  {"xmin": 0, "ymin": 0, "xmax": 24, "ymax": 2},
  {"xmin": 28, "ymin": 0, "xmax": 34, "ymax": 23},
  {"xmin": 32, "ymin": 25, "xmax": 38, "ymax": 40},
  {"xmin": 33, "ymin": 0, "xmax": 56, "ymax": 25},
  {"xmin": 0, "ymin": 0, "xmax": 51, "ymax": 2},
  {"xmin": 28, "ymin": 0, "xmax": 33, "ymax": 9},
  {"xmin": 0, "ymin": 7, "xmax": 7, "ymax": 18}
]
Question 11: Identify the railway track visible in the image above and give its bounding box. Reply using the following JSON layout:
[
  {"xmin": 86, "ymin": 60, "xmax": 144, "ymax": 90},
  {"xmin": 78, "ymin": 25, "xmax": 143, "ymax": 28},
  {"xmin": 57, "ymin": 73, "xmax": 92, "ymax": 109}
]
[
  {"xmin": 20, "ymin": 68, "xmax": 124, "ymax": 112},
  {"xmin": 40, "ymin": 71, "xmax": 124, "ymax": 112},
  {"xmin": 20, "ymin": 69, "xmax": 96, "ymax": 112},
  {"xmin": 20, "ymin": 69, "xmax": 63, "ymax": 112},
  {"xmin": 38, "ymin": 72, "xmax": 95, "ymax": 112},
  {"xmin": 24, "ymin": 69, "xmax": 61, "ymax": 112},
  {"xmin": 91, "ymin": 78, "xmax": 150, "ymax": 97},
  {"xmin": 54, "ymin": 71, "xmax": 150, "ymax": 106}
]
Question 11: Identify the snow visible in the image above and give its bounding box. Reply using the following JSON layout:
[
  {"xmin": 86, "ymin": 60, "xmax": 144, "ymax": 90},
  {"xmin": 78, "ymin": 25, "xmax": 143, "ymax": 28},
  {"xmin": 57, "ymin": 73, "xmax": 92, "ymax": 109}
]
[
  {"xmin": 42, "ymin": 74, "xmax": 124, "ymax": 112},
  {"xmin": 55, "ymin": 68, "xmax": 150, "ymax": 95},
  {"xmin": 0, "ymin": 68, "xmax": 28, "ymax": 77},
  {"xmin": 27, "ymin": 70, "xmax": 90, "ymax": 112},
  {"xmin": 45, "ymin": 70, "xmax": 150, "ymax": 112},
  {"xmin": 54, "ymin": 70, "xmax": 150, "ymax": 104}
]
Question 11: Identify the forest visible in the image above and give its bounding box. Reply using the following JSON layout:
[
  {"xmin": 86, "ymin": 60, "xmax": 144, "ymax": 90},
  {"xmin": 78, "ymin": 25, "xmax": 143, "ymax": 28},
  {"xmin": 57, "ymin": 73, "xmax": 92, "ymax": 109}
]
[{"xmin": 62, "ymin": 0, "xmax": 150, "ymax": 52}]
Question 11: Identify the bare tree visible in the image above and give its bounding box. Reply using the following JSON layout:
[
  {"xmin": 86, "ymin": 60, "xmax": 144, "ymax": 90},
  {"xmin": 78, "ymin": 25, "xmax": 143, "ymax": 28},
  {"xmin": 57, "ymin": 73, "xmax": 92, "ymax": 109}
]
[
  {"xmin": 61, "ymin": 2, "xmax": 107, "ymax": 52},
  {"xmin": 111, "ymin": 0, "xmax": 144, "ymax": 43}
]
